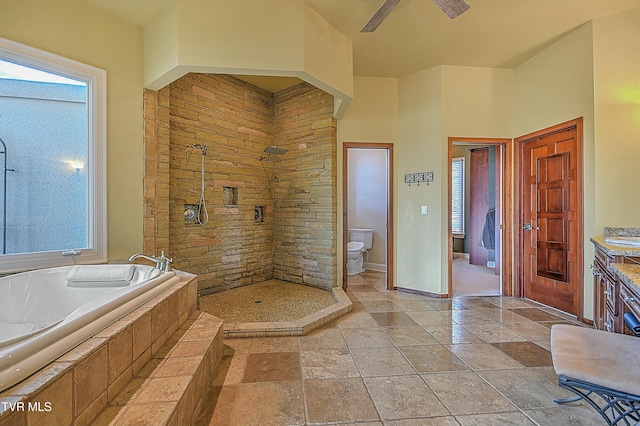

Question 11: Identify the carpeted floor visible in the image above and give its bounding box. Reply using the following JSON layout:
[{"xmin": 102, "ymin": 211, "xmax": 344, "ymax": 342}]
[
  {"xmin": 198, "ymin": 279, "xmax": 336, "ymax": 323},
  {"xmin": 452, "ymin": 255, "xmax": 500, "ymax": 296}
]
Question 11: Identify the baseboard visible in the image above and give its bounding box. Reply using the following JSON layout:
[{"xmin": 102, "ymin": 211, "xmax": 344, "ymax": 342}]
[
  {"xmin": 363, "ymin": 262, "xmax": 386, "ymax": 273},
  {"xmin": 396, "ymin": 286, "xmax": 448, "ymax": 298},
  {"xmin": 453, "ymin": 252, "xmax": 469, "ymax": 259}
]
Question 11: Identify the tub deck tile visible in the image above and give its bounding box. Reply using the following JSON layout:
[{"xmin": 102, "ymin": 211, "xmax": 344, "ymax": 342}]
[
  {"xmin": 0, "ymin": 272, "xmax": 199, "ymax": 426},
  {"xmin": 93, "ymin": 310, "xmax": 223, "ymax": 425}
]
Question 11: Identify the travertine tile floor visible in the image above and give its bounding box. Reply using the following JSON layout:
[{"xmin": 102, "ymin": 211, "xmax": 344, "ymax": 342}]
[{"xmin": 195, "ymin": 272, "xmax": 603, "ymax": 425}]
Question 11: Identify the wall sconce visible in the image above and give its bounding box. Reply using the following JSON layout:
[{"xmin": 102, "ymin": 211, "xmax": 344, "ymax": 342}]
[{"xmin": 67, "ymin": 161, "xmax": 85, "ymax": 173}]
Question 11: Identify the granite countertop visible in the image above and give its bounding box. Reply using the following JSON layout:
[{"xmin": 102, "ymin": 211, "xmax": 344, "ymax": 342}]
[
  {"xmin": 591, "ymin": 227, "xmax": 640, "ymax": 256},
  {"xmin": 610, "ymin": 263, "xmax": 640, "ymax": 296},
  {"xmin": 590, "ymin": 236, "xmax": 640, "ymax": 256}
]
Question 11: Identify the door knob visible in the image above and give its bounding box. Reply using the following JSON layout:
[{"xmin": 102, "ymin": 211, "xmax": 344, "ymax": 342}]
[{"xmin": 523, "ymin": 223, "xmax": 532, "ymax": 231}]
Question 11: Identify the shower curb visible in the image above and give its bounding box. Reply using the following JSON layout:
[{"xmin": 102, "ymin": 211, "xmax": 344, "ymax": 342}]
[{"xmin": 222, "ymin": 287, "xmax": 352, "ymax": 338}]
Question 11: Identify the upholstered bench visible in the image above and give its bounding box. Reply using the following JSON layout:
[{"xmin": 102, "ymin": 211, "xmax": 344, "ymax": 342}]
[{"xmin": 550, "ymin": 324, "xmax": 640, "ymax": 425}]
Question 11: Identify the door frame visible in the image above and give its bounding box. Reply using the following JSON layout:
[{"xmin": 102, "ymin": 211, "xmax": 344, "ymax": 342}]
[
  {"xmin": 448, "ymin": 137, "xmax": 513, "ymax": 297},
  {"xmin": 514, "ymin": 118, "xmax": 584, "ymax": 320},
  {"xmin": 342, "ymin": 142, "xmax": 394, "ymax": 291}
]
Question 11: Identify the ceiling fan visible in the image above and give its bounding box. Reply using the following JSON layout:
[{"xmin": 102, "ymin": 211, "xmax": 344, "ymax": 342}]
[{"xmin": 361, "ymin": 0, "xmax": 470, "ymax": 32}]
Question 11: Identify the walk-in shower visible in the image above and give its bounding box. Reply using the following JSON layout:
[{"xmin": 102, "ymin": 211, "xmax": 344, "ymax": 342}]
[{"xmin": 184, "ymin": 143, "xmax": 209, "ymax": 225}]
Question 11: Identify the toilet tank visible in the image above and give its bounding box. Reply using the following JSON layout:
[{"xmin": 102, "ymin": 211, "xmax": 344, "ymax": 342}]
[{"xmin": 349, "ymin": 228, "xmax": 374, "ymax": 250}]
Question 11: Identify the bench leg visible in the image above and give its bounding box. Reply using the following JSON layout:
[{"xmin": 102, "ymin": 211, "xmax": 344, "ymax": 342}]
[{"xmin": 555, "ymin": 375, "xmax": 640, "ymax": 426}]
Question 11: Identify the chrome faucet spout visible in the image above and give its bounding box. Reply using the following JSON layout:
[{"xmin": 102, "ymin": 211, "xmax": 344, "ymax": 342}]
[
  {"xmin": 128, "ymin": 253, "xmax": 155, "ymax": 263},
  {"xmin": 128, "ymin": 251, "xmax": 172, "ymax": 272}
]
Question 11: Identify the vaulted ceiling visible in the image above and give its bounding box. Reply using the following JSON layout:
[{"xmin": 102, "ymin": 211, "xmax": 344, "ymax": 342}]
[{"xmin": 86, "ymin": 0, "xmax": 640, "ymax": 78}]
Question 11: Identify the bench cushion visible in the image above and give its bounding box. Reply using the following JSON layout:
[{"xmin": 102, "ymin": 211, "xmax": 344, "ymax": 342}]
[{"xmin": 551, "ymin": 324, "xmax": 640, "ymax": 396}]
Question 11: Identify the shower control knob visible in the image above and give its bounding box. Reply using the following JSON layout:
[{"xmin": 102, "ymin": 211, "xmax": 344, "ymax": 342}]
[{"xmin": 184, "ymin": 207, "xmax": 197, "ymax": 222}]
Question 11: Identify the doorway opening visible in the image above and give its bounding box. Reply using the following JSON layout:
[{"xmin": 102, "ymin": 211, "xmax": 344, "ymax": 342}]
[
  {"xmin": 448, "ymin": 137, "xmax": 513, "ymax": 297},
  {"xmin": 342, "ymin": 143, "xmax": 394, "ymax": 291}
]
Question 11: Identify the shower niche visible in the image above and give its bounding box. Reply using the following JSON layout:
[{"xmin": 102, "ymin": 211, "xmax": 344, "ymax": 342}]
[
  {"xmin": 222, "ymin": 186, "xmax": 238, "ymax": 206},
  {"xmin": 254, "ymin": 206, "xmax": 265, "ymax": 223}
]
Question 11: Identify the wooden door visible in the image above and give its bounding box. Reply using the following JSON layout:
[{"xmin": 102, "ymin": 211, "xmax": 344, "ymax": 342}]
[
  {"xmin": 469, "ymin": 148, "xmax": 489, "ymax": 266},
  {"xmin": 519, "ymin": 121, "xmax": 582, "ymax": 316},
  {"xmin": 494, "ymin": 147, "xmax": 501, "ymax": 276}
]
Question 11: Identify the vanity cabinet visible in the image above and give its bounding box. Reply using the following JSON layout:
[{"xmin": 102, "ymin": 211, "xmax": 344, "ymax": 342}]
[
  {"xmin": 617, "ymin": 257, "xmax": 640, "ymax": 336},
  {"xmin": 592, "ymin": 245, "xmax": 640, "ymax": 334},
  {"xmin": 593, "ymin": 246, "xmax": 620, "ymax": 331}
]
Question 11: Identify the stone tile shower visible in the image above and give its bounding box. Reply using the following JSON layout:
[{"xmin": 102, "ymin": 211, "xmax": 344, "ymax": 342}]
[{"xmin": 143, "ymin": 74, "xmax": 337, "ymax": 294}]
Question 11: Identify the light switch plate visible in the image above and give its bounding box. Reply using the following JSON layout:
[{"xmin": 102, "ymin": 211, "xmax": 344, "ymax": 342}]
[{"xmin": 421, "ymin": 205, "xmax": 428, "ymax": 215}]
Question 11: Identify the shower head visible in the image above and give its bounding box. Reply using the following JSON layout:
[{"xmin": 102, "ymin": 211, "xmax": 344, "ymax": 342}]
[{"xmin": 263, "ymin": 146, "xmax": 288, "ymax": 155}]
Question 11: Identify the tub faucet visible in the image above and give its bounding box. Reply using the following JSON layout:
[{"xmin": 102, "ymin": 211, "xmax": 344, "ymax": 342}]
[{"xmin": 128, "ymin": 251, "xmax": 172, "ymax": 272}]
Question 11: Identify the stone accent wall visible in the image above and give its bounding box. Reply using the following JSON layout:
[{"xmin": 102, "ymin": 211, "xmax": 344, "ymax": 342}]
[
  {"xmin": 144, "ymin": 75, "xmax": 336, "ymax": 292},
  {"xmin": 143, "ymin": 88, "xmax": 170, "ymax": 256},
  {"xmin": 271, "ymin": 85, "xmax": 337, "ymax": 288},
  {"xmin": 167, "ymin": 74, "xmax": 276, "ymax": 292}
]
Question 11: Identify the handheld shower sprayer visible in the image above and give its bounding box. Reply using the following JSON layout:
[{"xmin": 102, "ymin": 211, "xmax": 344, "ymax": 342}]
[{"xmin": 185, "ymin": 143, "xmax": 209, "ymax": 225}]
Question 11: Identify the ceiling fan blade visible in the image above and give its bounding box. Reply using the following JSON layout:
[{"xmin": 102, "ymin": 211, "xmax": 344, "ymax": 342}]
[
  {"xmin": 432, "ymin": 0, "xmax": 470, "ymax": 19},
  {"xmin": 361, "ymin": 0, "xmax": 401, "ymax": 33}
]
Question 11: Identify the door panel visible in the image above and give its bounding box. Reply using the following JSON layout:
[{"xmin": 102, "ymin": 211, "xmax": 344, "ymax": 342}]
[
  {"xmin": 536, "ymin": 152, "xmax": 569, "ymax": 282},
  {"xmin": 521, "ymin": 124, "xmax": 581, "ymax": 315},
  {"xmin": 469, "ymin": 148, "xmax": 489, "ymax": 266}
]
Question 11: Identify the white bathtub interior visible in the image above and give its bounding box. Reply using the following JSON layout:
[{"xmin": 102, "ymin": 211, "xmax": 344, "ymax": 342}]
[{"xmin": 0, "ymin": 264, "xmax": 180, "ymax": 392}]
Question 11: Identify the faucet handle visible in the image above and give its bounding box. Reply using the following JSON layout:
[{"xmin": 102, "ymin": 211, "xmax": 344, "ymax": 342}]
[{"xmin": 159, "ymin": 251, "xmax": 172, "ymax": 271}]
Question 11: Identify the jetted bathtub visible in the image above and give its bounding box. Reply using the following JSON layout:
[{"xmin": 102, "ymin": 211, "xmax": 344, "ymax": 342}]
[{"xmin": 0, "ymin": 264, "xmax": 181, "ymax": 392}]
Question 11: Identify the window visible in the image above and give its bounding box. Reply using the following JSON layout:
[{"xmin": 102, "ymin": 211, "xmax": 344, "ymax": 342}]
[
  {"xmin": 451, "ymin": 157, "xmax": 465, "ymax": 236},
  {"xmin": 0, "ymin": 38, "xmax": 106, "ymax": 273}
]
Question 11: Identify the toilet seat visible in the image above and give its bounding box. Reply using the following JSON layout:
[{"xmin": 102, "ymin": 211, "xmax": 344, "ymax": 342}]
[{"xmin": 347, "ymin": 241, "xmax": 365, "ymax": 252}]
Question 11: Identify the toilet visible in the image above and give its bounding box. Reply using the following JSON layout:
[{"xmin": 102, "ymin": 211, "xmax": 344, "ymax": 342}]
[{"xmin": 347, "ymin": 228, "xmax": 373, "ymax": 275}]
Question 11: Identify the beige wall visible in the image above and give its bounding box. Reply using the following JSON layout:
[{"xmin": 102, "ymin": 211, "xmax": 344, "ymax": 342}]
[
  {"xmin": 0, "ymin": 0, "xmax": 144, "ymax": 262},
  {"xmin": 514, "ymin": 22, "xmax": 596, "ymax": 318},
  {"xmin": 397, "ymin": 67, "xmax": 443, "ymax": 292},
  {"xmin": 441, "ymin": 66, "xmax": 514, "ymax": 291},
  {"xmin": 593, "ymin": 8, "xmax": 640, "ymax": 228},
  {"xmin": 143, "ymin": 0, "xmax": 353, "ymax": 117},
  {"xmin": 442, "ymin": 66, "xmax": 515, "ymax": 139},
  {"xmin": 338, "ymin": 76, "xmax": 398, "ymax": 286},
  {"xmin": 397, "ymin": 66, "xmax": 514, "ymax": 294}
]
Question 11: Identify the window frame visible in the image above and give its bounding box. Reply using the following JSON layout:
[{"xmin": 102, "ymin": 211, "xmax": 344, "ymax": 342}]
[
  {"xmin": 451, "ymin": 156, "xmax": 465, "ymax": 237},
  {"xmin": 0, "ymin": 38, "xmax": 107, "ymax": 273}
]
